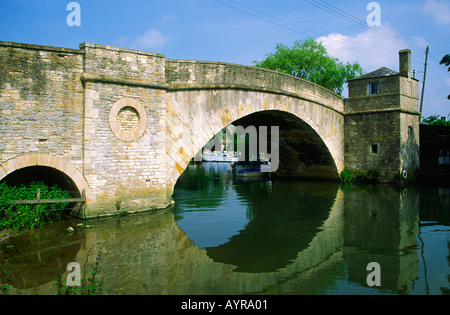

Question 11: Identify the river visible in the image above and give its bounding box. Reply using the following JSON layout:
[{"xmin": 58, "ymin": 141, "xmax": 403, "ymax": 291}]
[{"xmin": 0, "ymin": 162, "xmax": 449, "ymax": 295}]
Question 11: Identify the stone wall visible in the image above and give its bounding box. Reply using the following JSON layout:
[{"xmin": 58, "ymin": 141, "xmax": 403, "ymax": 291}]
[
  {"xmin": 80, "ymin": 43, "xmax": 169, "ymax": 217},
  {"xmin": 0, "ymin": 41, "xmax": 85, "ymax": 180},
  {"xmin": 0, "ymin": 41, "xmax": 171, "ymax": 218},
  {"xmin": 345, "ymin": 111, "xmax": 402, "ymax": 182},
  {"xmin": 344, "ymin": 65, "xmax": 420, "ymax": 182}
]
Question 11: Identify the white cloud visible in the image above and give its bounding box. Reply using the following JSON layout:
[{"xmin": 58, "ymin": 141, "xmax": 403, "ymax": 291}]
[
  {"xmin": 131, "ymin": 29, "xmax": 169, "ymax": 50},
  {"xmin": 424, "ymin": 0, "xmax": 450, "ymax": 25},
  {"xmin": 315, "ymin": 25, "xmax": 429, "ymax": 99},
  {"xmin": 316, "ymin": 25, "xmax": 421, "ymax": 73}
]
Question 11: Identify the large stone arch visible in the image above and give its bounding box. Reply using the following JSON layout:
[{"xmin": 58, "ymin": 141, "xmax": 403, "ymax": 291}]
[
  {"xmin": 165, "ymin": 60, "xmax": 345, "ymax": 194},
  {"xmin": 0, "ymin": 154, "xmax": 94, "ymax": 203},
  {"xmin": 166, "ymin": 88, "xmax": 344, "ymax": 194}
]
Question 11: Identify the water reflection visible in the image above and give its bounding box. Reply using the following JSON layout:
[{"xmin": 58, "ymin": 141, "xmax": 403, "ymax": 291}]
[
  {"xmin": 0, "ymin": 218, "xmax": 83, "ymax": 290},
  {"xmin": 174, "ymin": 163, "xmax": 340, "ymax": 272},
  {"xmin": 0, "ymin": 163, "xmax": 448, "ymax": 295},
  {"xmin": 343, "ymin": 184, "xmax": 420, "ymax": 294}
]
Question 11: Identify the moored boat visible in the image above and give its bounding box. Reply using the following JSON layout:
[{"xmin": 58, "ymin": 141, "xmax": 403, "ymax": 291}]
[
  {"xmin": 232, "ymin": 160, "xmax": 272, "ymax": 179},
  {"xmin": 202, "ymin": 151, "xmax": 239, "ymax": 163}
]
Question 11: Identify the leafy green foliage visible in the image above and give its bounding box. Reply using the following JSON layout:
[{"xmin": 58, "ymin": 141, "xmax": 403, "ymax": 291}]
[
  {"xmin": 422, "ymin": 114, "xmax": 450, "ymax": 126},
  {"xmin": 0, "ymin": 181, "xmax": 71, "ymax": 231},
  {"xmin": 440, "ymin": 54, "xmax": 450, "ymax": 100},
  {"xmin": 339, "ymin": 169, "xmax": 354, "ymax": 183},
  {"xmin": 254, "ymin": 38, "xmax": 364, "ymax": 95}
]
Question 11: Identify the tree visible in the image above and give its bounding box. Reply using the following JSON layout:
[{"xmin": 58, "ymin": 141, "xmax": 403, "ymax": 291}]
[
  {"xmin": 422, "ymin": 114, "xmax": 450, "ymax": 126},
  {"xmin": 440, "ymin": 54, "xmax": 450, "ymax": 100},
  {"xmin": 254, "ymin": 38, "xmax": 364, "ymax": 95}
]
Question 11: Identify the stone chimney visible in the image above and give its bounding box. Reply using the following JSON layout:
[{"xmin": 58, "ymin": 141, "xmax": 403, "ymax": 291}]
[{"xmin": 399, "ymin": 49, "xmax": 411, "ymax": 78}]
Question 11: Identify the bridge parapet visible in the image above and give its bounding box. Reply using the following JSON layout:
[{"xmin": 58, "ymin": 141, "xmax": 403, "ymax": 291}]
[
  {"xmin": 166, "ymin": 59, "xmax": 344, "ymax": 114},
  {"xmin": 80, "ymin": 43, "xmax": 167, "ymax": 86}
]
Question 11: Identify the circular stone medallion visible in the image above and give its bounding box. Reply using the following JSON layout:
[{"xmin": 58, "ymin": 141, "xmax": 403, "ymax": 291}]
[{"xmin": 109, "ymin": 98, "xmax": 147, "ymax": 142}]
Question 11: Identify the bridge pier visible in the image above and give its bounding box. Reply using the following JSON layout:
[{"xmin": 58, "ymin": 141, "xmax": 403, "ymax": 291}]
[{"xmin": 78, "ymin": 43, "xmax": 170, "ymax": 217}]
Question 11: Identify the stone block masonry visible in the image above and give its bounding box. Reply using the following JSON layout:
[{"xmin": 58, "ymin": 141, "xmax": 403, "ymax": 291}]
[
  {"xmin": 0, "ymin": 42, "xmax": 85, "ymax": 175},
  {"xmin": 344, "ymin": 49, "xmax": 420, "ymax": 182},
  {"xmin": 0, "ymin": 40, "xmax": 419, "ymax": 218},
  {"xmin": 80, "ymin": 43, "xmax": 169, "ymax": 217},
  {"xmin": 0, "ymin": 41, "xmax": 170, "ymax": 218}
]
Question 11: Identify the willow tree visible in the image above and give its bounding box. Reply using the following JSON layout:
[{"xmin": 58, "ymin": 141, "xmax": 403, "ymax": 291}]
[{"xmin": 254, "ymin": 38, "xmax": 364, "ymax": 95}]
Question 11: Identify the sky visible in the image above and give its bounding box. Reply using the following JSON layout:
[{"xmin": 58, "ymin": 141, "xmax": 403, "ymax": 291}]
[{"xmin": 0, "ymin": 0, "xmax": 449, "ymax": 118}]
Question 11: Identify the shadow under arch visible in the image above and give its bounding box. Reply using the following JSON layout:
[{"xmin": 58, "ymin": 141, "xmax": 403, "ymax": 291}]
[
  {"xmin": 232, "ymin": 109, "xmax": 339, "ymax": 179},
  {"xmin": 166, "ymin": 81, "xmax": 345, "ymax": 195},
  {"xmin": 170, "ymin": 109, "xmax": 339, "ymax": 191}
]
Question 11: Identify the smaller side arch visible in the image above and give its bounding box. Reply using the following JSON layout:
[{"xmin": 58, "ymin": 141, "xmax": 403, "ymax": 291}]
[{"xmin": 0, "ymin": 154, "xmax": 94, "ymax": 203}]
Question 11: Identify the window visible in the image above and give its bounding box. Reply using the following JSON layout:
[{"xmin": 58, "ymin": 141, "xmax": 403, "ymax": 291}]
[
  {"xmin": 367, "ymin": 82, "xmax": 380, "ymax": 95},
  {"xmin": 371, "ymin": 144, "xmax": 379, "ymax": 154}
]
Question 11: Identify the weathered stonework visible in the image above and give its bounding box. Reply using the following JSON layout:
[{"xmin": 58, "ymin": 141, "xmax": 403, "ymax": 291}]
[
  {"xmin": 109, "ymin": 98, "xmax": 148, "ymax": 142},
  {"xmin": 79, "ymin": 43, "xmax": 168, "ymax": 217},
  {"xmin": 344, "ymin": 50, "xmax": 420, "ymax": 182},
  {"xmin": 0, "ymin": 41, "xmax": 420, "ymax": 218},
  {"xmin": 165, "ymin": 59, "xmax": 345, "ymax": 191}
]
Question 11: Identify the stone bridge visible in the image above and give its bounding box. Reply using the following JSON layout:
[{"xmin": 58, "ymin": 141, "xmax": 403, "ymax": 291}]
[{"xmin": 0, "ymin": 41, "xmax": 420, "ymax": 218}]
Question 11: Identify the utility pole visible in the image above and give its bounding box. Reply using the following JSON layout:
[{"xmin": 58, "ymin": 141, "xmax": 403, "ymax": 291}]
[{"xmin": 419, "ymin": 46, "xmax": 429, "ymax": 121}]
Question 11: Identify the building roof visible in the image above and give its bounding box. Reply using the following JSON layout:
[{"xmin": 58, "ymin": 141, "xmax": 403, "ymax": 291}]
[{"xmin": 353, "ymin": 67, "xmax": 399, "ymax": 80}]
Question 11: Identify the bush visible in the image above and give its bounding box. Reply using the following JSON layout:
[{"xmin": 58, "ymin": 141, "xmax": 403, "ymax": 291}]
[
  {"xmin": 0, "ymin": 181, "xmax": 71, "ymax": 231},
  {"xmin": 339, "ymin": 169, "xmax": 354, "ymax": 183}
]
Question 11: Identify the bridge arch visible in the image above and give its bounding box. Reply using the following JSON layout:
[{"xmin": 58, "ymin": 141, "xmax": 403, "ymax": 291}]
[
  {"xmin": 165, "ymin": 60, "xmax": 345, "ymax": 193},
  {"xmin": 0, "ymin": 154, "xmax": 93, "ymax": 203}
]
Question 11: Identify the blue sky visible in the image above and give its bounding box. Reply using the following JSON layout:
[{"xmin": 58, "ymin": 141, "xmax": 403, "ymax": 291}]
[{"xmin": 0, "ymin": 0, "xmax": 449, "ymax": 118}]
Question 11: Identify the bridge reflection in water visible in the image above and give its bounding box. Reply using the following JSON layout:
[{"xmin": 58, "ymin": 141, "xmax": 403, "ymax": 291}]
[{"xmin": 0, "ymin": 163, "xmax": 424, "ymax": 295}]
